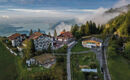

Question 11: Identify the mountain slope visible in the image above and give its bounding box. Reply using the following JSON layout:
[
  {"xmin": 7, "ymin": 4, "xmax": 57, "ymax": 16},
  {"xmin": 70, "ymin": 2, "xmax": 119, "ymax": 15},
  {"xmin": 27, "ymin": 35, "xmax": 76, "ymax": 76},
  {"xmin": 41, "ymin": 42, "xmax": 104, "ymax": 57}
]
[
  {"xmin": 105, "ymin": 4, "xmax": 130, "ymax": 13},
  {"xmin": 103, "ymin": 11, "xmax": 130, "ymax": 37}
]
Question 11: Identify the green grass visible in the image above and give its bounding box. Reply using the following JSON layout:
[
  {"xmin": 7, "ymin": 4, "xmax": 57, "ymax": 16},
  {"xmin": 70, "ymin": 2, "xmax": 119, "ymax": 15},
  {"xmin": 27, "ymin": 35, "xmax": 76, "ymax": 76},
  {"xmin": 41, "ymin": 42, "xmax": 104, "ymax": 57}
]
[
  {"xmin": 0, "ymin": 38, "xmax": 67, "ymax": 80},
  {"xmin": 71, "ymin": 52, "xmax": 103, "ymax": 80},
  {"xmin": 71, "ymin": 40, "xmax": 89, "ymax": 52},
  {"xmin": 107, "ymin": 52, "xmax": 130, "ymax": 80},
  {"xmin": 53, "ymin": 45, "xmax": 68, "ymax": 53},
  {"xmin": 16, "ymin": 55, "xmax": 67, "ymax": 80},
  {"xmin": 0, "ymin": 40, "xmax": 18, "ymax": 80}
]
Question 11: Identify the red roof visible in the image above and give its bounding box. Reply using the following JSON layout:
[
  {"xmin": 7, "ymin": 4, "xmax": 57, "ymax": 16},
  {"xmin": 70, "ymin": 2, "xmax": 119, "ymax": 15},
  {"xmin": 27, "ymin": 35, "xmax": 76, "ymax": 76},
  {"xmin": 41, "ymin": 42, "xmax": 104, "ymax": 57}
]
[
  {"xmin": 29, "ymin": 32, "xmax": 43, "ymax": 40},
  {"xmin": 58, "ymin": 31, "xmax": 73, "ymax": 39},
  {"xmin": 8, "ymin": 33, "xmax": 21, "ymax": 40}
]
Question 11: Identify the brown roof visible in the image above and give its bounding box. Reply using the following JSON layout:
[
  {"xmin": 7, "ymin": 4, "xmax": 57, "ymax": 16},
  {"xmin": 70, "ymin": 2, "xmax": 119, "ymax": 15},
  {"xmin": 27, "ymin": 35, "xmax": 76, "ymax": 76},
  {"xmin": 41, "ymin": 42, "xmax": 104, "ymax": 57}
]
[
  {"xmin": 29, "ymin": 32, "xmax": 43, "ymax": 39},
  {"xmin": 33, "ymin": 54, "xmax": 55, "ymax": 64},
  {"xmin": 8, "ymin": 33, "xmax": 21, "ymax": 40},
  {"xmin": 29, "ymin": 32, "xmax": 51, "ymax": 40},
  {"xmin": 57, "ymin": 31, "xmax": 73, "ymax": 39}
]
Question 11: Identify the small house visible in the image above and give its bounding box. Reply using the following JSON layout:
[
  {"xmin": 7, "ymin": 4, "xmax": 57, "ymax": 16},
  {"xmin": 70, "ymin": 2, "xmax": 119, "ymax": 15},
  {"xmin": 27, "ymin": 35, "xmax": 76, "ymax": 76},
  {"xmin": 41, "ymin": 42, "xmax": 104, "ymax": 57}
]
[
  {"xmin": 57, "ymin": 31, "xmax": 74, "ymax": 44},
  {"xmin": 26, "ymin": 54, "xmax": 56, "ymax": 68},
  {"xmin": 82, "ymin": 37, "xmax": 103, "ymax": 48}
]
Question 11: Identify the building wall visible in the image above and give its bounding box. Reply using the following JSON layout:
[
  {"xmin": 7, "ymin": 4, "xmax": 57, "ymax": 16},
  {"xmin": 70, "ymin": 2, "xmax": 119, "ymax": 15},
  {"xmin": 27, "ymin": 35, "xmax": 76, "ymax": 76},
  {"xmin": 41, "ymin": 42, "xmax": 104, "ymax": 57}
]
[
  {"xmin": 82, "ymin": 40, "xmax": 102, "ymax": 48},
  {"xmin": 34, "ymin": 35, "xmax": 53, "ymax": 51},
  {"xmin": 11, "ymin": 36, "xmax": 22, "ymax": 47}
]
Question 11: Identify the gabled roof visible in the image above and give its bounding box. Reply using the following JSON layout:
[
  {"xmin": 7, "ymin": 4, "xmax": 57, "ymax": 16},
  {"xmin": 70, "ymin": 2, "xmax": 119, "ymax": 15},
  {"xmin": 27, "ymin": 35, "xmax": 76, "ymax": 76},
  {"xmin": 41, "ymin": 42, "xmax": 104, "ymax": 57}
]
[
  {"xmin": 29, "ymin": 32, "xmax": 52, "ymax": 40},
  {"xmin": 57, "ymin": 31, "xmax": 73, "ymax": 38},
  {"xmin": 8, "ymin": 33, "xmax": 21, "ymax": 40},
  {"xmin": 29, "ymin": 32, "xmax": 43, "ymax": 40}
]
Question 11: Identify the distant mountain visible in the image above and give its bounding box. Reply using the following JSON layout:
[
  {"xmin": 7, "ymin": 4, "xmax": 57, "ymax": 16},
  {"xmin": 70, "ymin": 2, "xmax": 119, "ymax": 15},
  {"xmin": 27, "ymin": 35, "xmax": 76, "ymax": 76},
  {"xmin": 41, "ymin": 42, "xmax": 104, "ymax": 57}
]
[
  {"xmin": 0, "ymin": 24, "xmax": 45, "ymax": 36},
  {"xmin": 105, "ymin": 4, "xmax": 130, "ymax": 14}
]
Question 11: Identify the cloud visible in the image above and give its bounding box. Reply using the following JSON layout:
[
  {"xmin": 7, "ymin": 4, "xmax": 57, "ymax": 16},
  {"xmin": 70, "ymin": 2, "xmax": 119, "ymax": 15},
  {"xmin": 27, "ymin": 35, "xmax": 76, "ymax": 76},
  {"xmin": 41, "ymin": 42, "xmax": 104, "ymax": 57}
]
[
  {"xmin": 114, "ymin": 0, "xmax": 130, "ymax": 8},
  {"xmin": 0, "ymin": 7, "xmax": 120, "ymax": 35},
  {"xmin": 55, "ymin": 22, "xmax": 72, "ymax": 34},
  {"xmin": 0, "ymin": 15, "xmax": 9, "ymax": 19}
]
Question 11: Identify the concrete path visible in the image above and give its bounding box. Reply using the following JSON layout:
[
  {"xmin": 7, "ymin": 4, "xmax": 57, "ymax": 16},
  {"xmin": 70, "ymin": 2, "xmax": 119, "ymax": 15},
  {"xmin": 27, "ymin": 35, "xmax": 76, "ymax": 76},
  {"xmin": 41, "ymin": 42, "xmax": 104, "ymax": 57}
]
[
  {"xmin": 102, "ymin": 37, "xmax": 111, "ymax": 80},
  {"xmin": 67, "ymin": 41, "xmax": 77, "ymax": 80}
]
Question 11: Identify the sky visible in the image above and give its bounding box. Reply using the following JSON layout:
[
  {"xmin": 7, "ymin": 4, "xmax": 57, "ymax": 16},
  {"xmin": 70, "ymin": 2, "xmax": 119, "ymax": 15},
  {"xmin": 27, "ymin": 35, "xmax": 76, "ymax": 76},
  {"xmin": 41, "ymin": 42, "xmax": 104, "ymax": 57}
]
[
  {"xmin": 0, "ymin": 0, "xmax": 119, "ymax": 9},
  {"xmin": 0, "ymin": 0, "xmax": 130, "ymax": 36}
]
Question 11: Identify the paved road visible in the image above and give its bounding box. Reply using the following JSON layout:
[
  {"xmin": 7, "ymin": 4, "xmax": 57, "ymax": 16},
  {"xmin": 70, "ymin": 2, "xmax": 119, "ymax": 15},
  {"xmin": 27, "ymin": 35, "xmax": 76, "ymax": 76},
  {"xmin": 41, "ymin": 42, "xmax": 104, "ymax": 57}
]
[
  {"xmin": 102, "ymin": 37, "xmax": 111, "ymax": 80},
  {"xmin": 67, "ymin": 41, "xmax": 77, "ymax": 80}
]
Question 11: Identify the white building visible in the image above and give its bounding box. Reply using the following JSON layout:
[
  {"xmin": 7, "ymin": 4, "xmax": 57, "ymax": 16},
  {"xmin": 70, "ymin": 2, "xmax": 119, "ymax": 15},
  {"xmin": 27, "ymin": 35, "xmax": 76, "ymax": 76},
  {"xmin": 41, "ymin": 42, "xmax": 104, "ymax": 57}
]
[
  {"xmin": 8, "ymin": 33, "xmax": 26, "ymax": 47},
  {"xmin": 57, "ymin": 31, "xmax": 74, "ymax": 44},
  {"xmin": 29, "ymin": 32, "xmax": 53, "ymax": 51},
  {"xmin": 82, "ymin": 37, "xmax": 103, "ymax": 48},
  {"xmin": 26, "ymin": 54, "xmax": 56, "ymax": 68}
]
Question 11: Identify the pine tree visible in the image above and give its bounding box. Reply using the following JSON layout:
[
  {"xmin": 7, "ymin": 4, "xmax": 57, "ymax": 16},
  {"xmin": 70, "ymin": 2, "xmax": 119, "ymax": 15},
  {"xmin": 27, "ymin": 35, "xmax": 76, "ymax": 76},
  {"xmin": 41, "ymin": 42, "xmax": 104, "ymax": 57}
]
[
  {"xmin": 47, "ymin": 43, "xmax": 52, "ymax": 53},
  {"xmin": 48, "ymin": 32, "xmax": 51, "ymax": 36},
  {"xmin": 29, "ymin": 29, "xmax": 33, "ymax": 36},
  {"xmin": 54, "ymin": 29, "xmax": 57, "ymax": 38},
  {"xmin": 70, "ymin": 26, "xmax": 74, "ymax": 33},
  {"xmin": 80, "ymin": 24, "xmax": 86, "ymax": 36},
  {"xmin": 38, "ymin": 28, "xmax": 40, "ymax": 32},
  {"xmin": 72, "ymin": 24, "xmax": 79, "ymax": 36},
  {"xmin": 63, "ymin": 29, "xmax": 66, "ymax": 32},
  {"xmin": 85, "ymin": 22, "xmax": 90, "ymax": 35}
]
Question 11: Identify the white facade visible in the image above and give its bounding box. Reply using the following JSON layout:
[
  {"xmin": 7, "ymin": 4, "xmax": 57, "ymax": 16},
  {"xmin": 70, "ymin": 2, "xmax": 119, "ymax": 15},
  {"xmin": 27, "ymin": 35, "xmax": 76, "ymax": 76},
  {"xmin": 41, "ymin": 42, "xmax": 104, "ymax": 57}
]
[
  {"xmin": 82, "ymin": 42, "xmax": 102, "ymax": 48},
  {"xmin": 82, "ymin": 43, "xmax": 96, "ymax": 48},
  {"xmin": 34, "ymin": 35, "xmax": 53, "ymax": 51},
  {"xmin": 11, "ymin": 36, "xmax": 22, "ymax": 47}
]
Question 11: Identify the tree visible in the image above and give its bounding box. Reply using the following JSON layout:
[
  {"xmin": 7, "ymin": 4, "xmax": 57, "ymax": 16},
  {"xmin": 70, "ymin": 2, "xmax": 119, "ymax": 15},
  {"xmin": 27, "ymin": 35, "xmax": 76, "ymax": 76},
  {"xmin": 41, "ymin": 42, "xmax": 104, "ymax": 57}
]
[
  {"xmin": 63, "ymin": 29, "xmax": 66, "ymax": 32},
  {"xmin": 30, "ymin": 39, "xmax": 35, "ymax": 54},
  {"xmin": 54, "ymin": 29, "xmax": 57, "ymax": 38},
  {"xmin": 71, "ymin": 24, "xmax": 79, "ymax": 37},
  {"xmin": 124, "ymin": 42, "xmax": 130, "ymax": 59},
  {"xmin": 29, "ymin": 29, "xmax": 33, "ymax": 36},
  {"xmin": 47, "ymin": 43, "xmax": 52, "ymax": 53},
  {"xmin": 24, "ymin": 39, "xmax": 35, "ymax": 59},
  {"xmin": 75, "ymin": 31, "xmax": 81, "ymax": 39},
  {"xmin": 38, "ymin": 28, "xmax": 41, "ymax": 32},
  {"xmin": 85, "ymin": 22, "xmax": 90, "ymax": 35},
  {"xmin": 92, "ymin": 22, "xmax": 97, "ymax": 34},
  {"xmin": 48, "ymin": 32, "xmax": 51, "ymax": 36},
  {"xmin": 79, "ymin": 24, "xmax": 86, "ymax": 36},
  {"xmin": 70, "ymin": 26, "xmax": 74, "ymax": 33}
]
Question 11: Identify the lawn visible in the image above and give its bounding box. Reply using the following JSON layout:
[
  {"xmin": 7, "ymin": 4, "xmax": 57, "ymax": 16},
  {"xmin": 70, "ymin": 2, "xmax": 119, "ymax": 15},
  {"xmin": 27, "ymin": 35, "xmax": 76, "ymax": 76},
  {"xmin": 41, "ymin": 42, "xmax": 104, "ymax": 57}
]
[
  {"xmin": 107, "ymin": 52, "xmax": 130, "ymax": 80},
  {"xmin": 71, "ymin": 52, "xmax": 103, "ymax": 80},
  {"xmin": 0, "ymin": 40, "xmax": 18, "ymax": 80},
  {"xmin": 71, "ymin": 40, "xmax": 89, "ymax": 52}
]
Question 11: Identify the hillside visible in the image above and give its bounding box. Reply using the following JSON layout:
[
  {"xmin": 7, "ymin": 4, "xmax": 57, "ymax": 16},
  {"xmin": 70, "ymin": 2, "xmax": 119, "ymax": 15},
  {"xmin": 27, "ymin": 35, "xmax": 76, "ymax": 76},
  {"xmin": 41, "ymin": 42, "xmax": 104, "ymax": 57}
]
[
  {"xmin": 103, "ymin": 11, "xmax": 130, "ymax": 37},
  {"xmin": 105, "ymin": 4, "xmax": 130, "ymax": 13},
  {"xmin": 0, "ymin": 39, "xmax": 18, "ymax": 80}
]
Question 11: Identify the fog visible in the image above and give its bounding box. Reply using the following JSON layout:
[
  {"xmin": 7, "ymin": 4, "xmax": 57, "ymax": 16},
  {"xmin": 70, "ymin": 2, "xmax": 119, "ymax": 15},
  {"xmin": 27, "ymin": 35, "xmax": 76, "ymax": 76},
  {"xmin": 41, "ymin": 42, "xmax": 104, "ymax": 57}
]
[{"xmin": 0, "ymin": 0, "xmax": 130, "ymax": 36}]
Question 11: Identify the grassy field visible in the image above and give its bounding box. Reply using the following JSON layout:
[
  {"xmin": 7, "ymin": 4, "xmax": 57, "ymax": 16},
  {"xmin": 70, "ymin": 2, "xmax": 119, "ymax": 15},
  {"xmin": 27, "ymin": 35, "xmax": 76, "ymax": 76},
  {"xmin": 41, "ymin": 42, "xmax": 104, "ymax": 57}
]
[
  {"xmin": 107, "ymin": 40, "xmax": 130, "ymax": 80},
  {"xmin": 107, "ymin": 51, "xmax": 130, "ymax": 80},
  {"xmin": 71, "ymin": 52, "xmax": 103, "ymax": 80},
  {"xmin": 71, "ymin": 40, "xmax": 89, "ymax": 52},
  {"xmin": 0, "ymin": 40, "xmax": 18, "ymax": 80}
]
